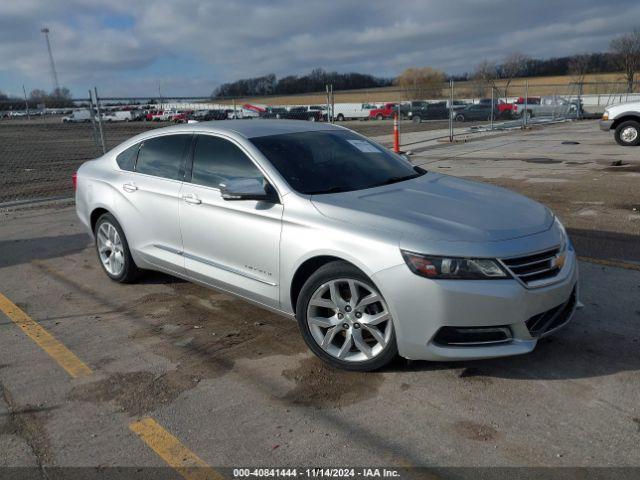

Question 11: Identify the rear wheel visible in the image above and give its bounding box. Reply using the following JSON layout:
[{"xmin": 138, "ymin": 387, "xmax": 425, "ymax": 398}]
[
  {"xmin": 336, "ymin": 113, "xmax": 345, "ymax": 121},
  {"xmin": 412, "ymin": 116, "xmax": 422, "ymax": 123},
  {"xmin": 308, "ymin": 116, "xmax": 316, "ymax": 122},
  {"xmin": 296, "ymin": 261, "xmax": 397, "ymax": 371},
  {"xmin": 94, "ymin": 213, "xmax": 139, "ymax": 283},
  {"xmin": 455, "ymin": 114, "xmax": 465, "ymax": 122},
  {"xmin": 614, "ymin": 120, "xmax": 640, "ymax": 146},
  {"xmin": 376, "ymin": 114, "xmax": 383, "ymax": 120}
]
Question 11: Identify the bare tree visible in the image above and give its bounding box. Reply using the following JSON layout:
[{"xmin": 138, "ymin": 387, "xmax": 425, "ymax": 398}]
[
  {"xmin": 501, "ymin": 53, "xmax": 529, "ymax": 99},
  {"xmin": 568, "ymin": 53, "xmax": 591, "ymax": 84},
  {"xmin": 396, "ymin": 67, "xmax": 445, "ymax": 100},
  {"xmin": 610, "ymin": 30, "xmax": 640, "ymax": 93},
  {"xmin": 473, "ymin": 60, "xmax": 500, "ymax": 98}
]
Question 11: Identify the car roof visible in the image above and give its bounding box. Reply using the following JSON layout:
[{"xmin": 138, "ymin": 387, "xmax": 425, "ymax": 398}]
[{"xmin": 141, "ymin": 119, "xmax": 344, "ymax": 139}]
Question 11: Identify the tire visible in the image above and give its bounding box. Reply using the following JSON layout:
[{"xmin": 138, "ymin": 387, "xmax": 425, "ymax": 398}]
[
  {"xmin": 336, "ymin": 113, "xmax": 345, "ymax": 121},
  {"xmin": 614, "ymin": 120, "xmax": 640, "ymax": 146},
  {"xmin": 94, "ymin": 213, "xmax": 140, "ymax": 283},
  {"xmin": 455, "ymin": 114, "xmax": 465, "ymax": 122},
  {"xmin": 296, "ymin": 261, "xmax": 397, "ymax": 371},
  {"xmin": 308, "ymin": 116, "xmax": 316, "ymax": 122},
  {"xmin": 412, "ymin": 116, "xmax": 422, "ymax": 124},
  {"xmin": 376, "ymin": 114, "xmax": 383, "ymax": 120}
]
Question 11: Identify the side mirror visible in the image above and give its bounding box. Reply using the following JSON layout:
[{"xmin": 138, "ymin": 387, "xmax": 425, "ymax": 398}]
[{"xmin": 220, "ymin": 178, "xmax": 278, "ymax": 203}]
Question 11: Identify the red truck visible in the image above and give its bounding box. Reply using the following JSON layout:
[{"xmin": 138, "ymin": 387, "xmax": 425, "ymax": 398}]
[{"xmin": 369, "ymin": 103, "xmax": 398, "ymax": 120}]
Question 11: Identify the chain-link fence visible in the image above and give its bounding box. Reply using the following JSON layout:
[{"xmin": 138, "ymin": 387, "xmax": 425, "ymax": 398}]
[{"xmin": 1, "ymin": 80, "xmax": 638, "ymax": 207}]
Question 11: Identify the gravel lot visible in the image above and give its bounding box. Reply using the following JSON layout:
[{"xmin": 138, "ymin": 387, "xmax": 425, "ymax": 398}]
[{"xmin": 0, "ymin": 120, "xmax": 639, "ymax": 477}]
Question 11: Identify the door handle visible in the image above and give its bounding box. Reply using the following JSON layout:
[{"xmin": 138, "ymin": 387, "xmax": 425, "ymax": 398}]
[
  {"xmin": 123, "ymin": 183, "xmax": 138, "ymax": 193},
  {"xmin": 182, "ymin": 194, "xmax": 202, "ymax": 205}
]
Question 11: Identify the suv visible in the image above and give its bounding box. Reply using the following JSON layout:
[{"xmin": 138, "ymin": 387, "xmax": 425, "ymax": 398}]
[{"xmin": 600, "ymin": 101, "xmax": 640, "ymax": 146}]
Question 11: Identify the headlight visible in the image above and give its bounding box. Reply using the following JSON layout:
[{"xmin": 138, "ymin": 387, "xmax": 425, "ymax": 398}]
[
  {"xmin": 602, "ymin": 111, "xmax": 609, "ymax": 120},
  {"xmin": 401, "ymin": 251, "xmax": 509, "ymax": 280},
  {"xmin": 554, "ymin": 217, "xmax": 572, "ymax": 252}
]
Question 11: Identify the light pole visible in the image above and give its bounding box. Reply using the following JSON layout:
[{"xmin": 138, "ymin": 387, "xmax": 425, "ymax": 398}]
[{"xmin": 41, "ymin": 27, "xmax": 60, "ymax": 93}]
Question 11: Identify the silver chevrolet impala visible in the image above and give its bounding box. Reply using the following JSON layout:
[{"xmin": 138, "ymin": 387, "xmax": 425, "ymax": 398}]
[{"xmin": 75, "ymin": 120, "xmax": 578, "ymax": 371}]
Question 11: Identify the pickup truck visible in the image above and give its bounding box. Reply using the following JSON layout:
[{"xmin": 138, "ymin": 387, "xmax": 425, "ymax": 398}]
[
  {"xmin": 407, "ymin": 102, "xmax": 450, "ymax": 122},
  {"xmin": 600, "ymin": 100, "xmax": 640, "ymax": 146},
  {"xmin": 369, "ymin": 103, "xmax": 398, "ymax": 120}
]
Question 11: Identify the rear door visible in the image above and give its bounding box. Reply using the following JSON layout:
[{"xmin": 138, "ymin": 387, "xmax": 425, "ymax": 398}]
[
  {"xmin": 123, "ymin": 133, "xmax": 191, "ymax": 274},
  {"xmin": 179, "ymin": 134, "xmax": 283, "ymax": 308}
]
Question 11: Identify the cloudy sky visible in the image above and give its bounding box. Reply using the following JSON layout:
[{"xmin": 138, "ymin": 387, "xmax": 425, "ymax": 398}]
[{"xmin": 1, "ymin": 0, "xmax": 639, "ymax": 98}]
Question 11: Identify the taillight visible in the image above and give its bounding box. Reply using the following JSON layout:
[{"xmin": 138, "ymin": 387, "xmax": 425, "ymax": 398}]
[{"xmin": 72, "ymin": 172, "xmax": 78, "ymax": 190}]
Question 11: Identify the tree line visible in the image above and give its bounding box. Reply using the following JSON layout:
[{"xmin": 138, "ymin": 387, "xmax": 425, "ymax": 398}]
[
  {"xmin": 212, "ymin": 68, "xmax": 392, "ymax": 98},
  {"xmin": 0, "ymin": 87, "xmax": 74, "ymax": 110}
]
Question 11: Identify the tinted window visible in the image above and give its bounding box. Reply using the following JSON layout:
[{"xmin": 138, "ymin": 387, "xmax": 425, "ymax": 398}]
[
  {"xmin": 191, "ymin": 135, "xmax": 263, "ymax": 189},
  {"xmin": 251, "ymin": 130, "xmax": 422, "ymax": 195},
  {"xmin": 116, "ymin": 144, "xmax": 138, "ymax": 171},
  {"xmin": 136, "ymin": 135, "xmax": 189, "ymax": 180}
]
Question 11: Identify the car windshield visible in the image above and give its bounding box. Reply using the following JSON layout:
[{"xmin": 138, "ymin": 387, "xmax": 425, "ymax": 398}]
[{"xmin": 250, "ymin": 130, "xmax": 423, "ymax": 195}]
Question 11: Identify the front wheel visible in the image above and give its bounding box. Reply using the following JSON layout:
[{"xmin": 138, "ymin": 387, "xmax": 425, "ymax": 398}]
[
  {"xmin": 455, "ymin": 114, "xmax": 465, "ymax": 122},
  {"xmin": 412, "ymin": 116, "xmax": 422, "ymax": 123},
  {"xmin": 614, "ymin": 120, "xmax": 640, "ymax": 146},
  {"xmin": 94, "ymin": 213, "xmax": 140, "ymax": 283},
  {"xmin": 336, "ymin": 113, "xmax": 345, "ymax": 121},
  {"xmin": 296, "ymin": 261, "xmax": 397, "ymax": 371},
  {"xmin": 376, "ymin": 114, "xmax": 383, "ymax": 120}
]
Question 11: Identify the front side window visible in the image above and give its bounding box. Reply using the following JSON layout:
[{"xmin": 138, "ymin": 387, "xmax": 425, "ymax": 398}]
[
  {"xmin": 136, "ymin": 134, "xmax": 190, "ymax": 180},
  {"xmin": 191, "ymin": 135, "xmax": 263, "ymax": 189},
  {"xmin": 116, "ymin": 144, "xmax": 139, "ymax": 171},
  {"xmin": 251, "ymin": 130, "xmax": 422, "ymax": 195}
]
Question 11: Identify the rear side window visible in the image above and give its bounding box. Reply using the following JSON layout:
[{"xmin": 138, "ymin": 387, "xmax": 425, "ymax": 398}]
[
  {"xmin": 116, "ymin": 144, "xmax": 139, "ymax": 171},
  {"xmin": 191, "ymin": 135, "xmax": 263, "ymax": 189},
  {"xmin": 136, "ymin": 134, "xmax": 190, "ymax": 180}
]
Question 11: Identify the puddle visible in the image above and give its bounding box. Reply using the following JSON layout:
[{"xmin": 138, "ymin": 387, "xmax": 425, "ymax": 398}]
[
  {"xmin": 523, "ymin": 158, "xmax": 562, "ymax": 164},
  {"xmin": 281, "ymin": 356, "xmax": 383, "ymax": 408}
]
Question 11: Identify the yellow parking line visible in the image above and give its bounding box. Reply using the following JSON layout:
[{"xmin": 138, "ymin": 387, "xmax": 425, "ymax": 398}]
[
  {"xmin": 130, "ymin": 417, "xmax": 223, "ymax": 480},
  {"xmin": 0, "ymin": 292, "xmax": 92, "ymax": 378}
]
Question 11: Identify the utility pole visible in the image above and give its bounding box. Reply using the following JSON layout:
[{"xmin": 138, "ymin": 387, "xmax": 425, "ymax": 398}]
[
  {"xmin": 22, "ymin": 85, "xmax": 31, "ymax": 120},
  {"xmin": 41, "ymin": 27, "xmax": 60, "ymax": 93}
]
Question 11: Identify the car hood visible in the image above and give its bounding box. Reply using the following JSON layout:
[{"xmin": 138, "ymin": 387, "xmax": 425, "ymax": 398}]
[{"xmin": 311, "ymin": 173, "xmax": 553, "ymax": 244}]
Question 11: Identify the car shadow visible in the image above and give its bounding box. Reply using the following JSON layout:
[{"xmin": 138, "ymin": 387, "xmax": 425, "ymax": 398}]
[{"xmin": 0, "ymin": 233, "xmax": 90, "ymax": 268}]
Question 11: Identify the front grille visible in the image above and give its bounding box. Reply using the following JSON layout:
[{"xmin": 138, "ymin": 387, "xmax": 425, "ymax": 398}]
[
  {"xmin": 525, "ymin": 287, "xmax": 576, "ymax": 337},
  {"xmin": 501, "ymin": 247, "xmax": 561, "ymax": 285},
  {"xmin": 433, "ymin": 326, "xmax": 512, "ymax": 347}
]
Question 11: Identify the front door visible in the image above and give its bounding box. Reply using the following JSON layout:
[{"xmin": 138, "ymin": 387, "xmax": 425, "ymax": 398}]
[{"xmin": 179, "ymin": 134, "xmax": 283, "ymax": 308}]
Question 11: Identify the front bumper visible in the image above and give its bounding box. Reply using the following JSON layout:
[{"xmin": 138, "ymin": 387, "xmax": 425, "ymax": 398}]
[
  {"xmin": 373, "ymin": 249, "xmax": 579, "ymax": 361},
  {"xmin": 599, "ymin": 119, "xmax": 613, "ymax": 131}
]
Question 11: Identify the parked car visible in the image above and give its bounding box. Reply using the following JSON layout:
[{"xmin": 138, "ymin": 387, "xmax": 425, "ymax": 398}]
[
  {"xmin": 454, "ymin": 103, "xmax": 497, "ymax": 122},
  {"xmin": 284, "ymin": 106, "xmax": 324, "ymax": 121},
  {"xmin": 262, "ymin": 107, "xmax": 289, "ymax": 119},
  {"xmin": 600, "ymin": 100, "xmax": 640, "ymax": 146},
  {"xmin": 75, "ymin": 120, "xmax": 578, "ymax": 371},
  {"xmin": 197, "ymin": 109, "xmax": 228, "ymax": 121},
  {"xmin": 332, "ymin": 103, "xmax": 376, "ymax": 121},
  {"xmin": 369, "ymin": 103, "xmax": 398, "ymax": 120},
  {"xmin": 62, "ymin": 110, "xmax": 93, "ymax": 123},
  {"xmin": 103, "ymin": 111, "xmax": 133, "ymax": 122},
  {"xmin": 407, "ymin": 102, "xmax": 450, "ymax": 123}
]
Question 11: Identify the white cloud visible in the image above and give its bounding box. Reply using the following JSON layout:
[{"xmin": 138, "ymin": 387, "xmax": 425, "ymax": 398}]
[{"xmin": 1, "ymin": 0, "xmax": 639, "ymax": 96}]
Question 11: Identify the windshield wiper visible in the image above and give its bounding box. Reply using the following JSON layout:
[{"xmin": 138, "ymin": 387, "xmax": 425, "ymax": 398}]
[{"xmin": 372, "ymin": 173, "xmax": 421, "ymax": 188}]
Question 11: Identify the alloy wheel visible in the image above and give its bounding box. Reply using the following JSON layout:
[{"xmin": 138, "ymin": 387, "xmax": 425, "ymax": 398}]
[
  {"xmin": 97, "ymin": 222, "xmax": 125, "ymax": 276},
  {"xmin": 306, "ymin": 278, "xmax": 393, "ymax": 362}
]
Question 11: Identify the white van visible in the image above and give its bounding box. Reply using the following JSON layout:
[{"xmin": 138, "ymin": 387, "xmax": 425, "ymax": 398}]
[
  {"xmin": 332, "ymin": 103, "xmax": 375, "ymax": 121},
  {"xmin": 62, "ymin": 110, "xmax": 93, "ymax": 123}
]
